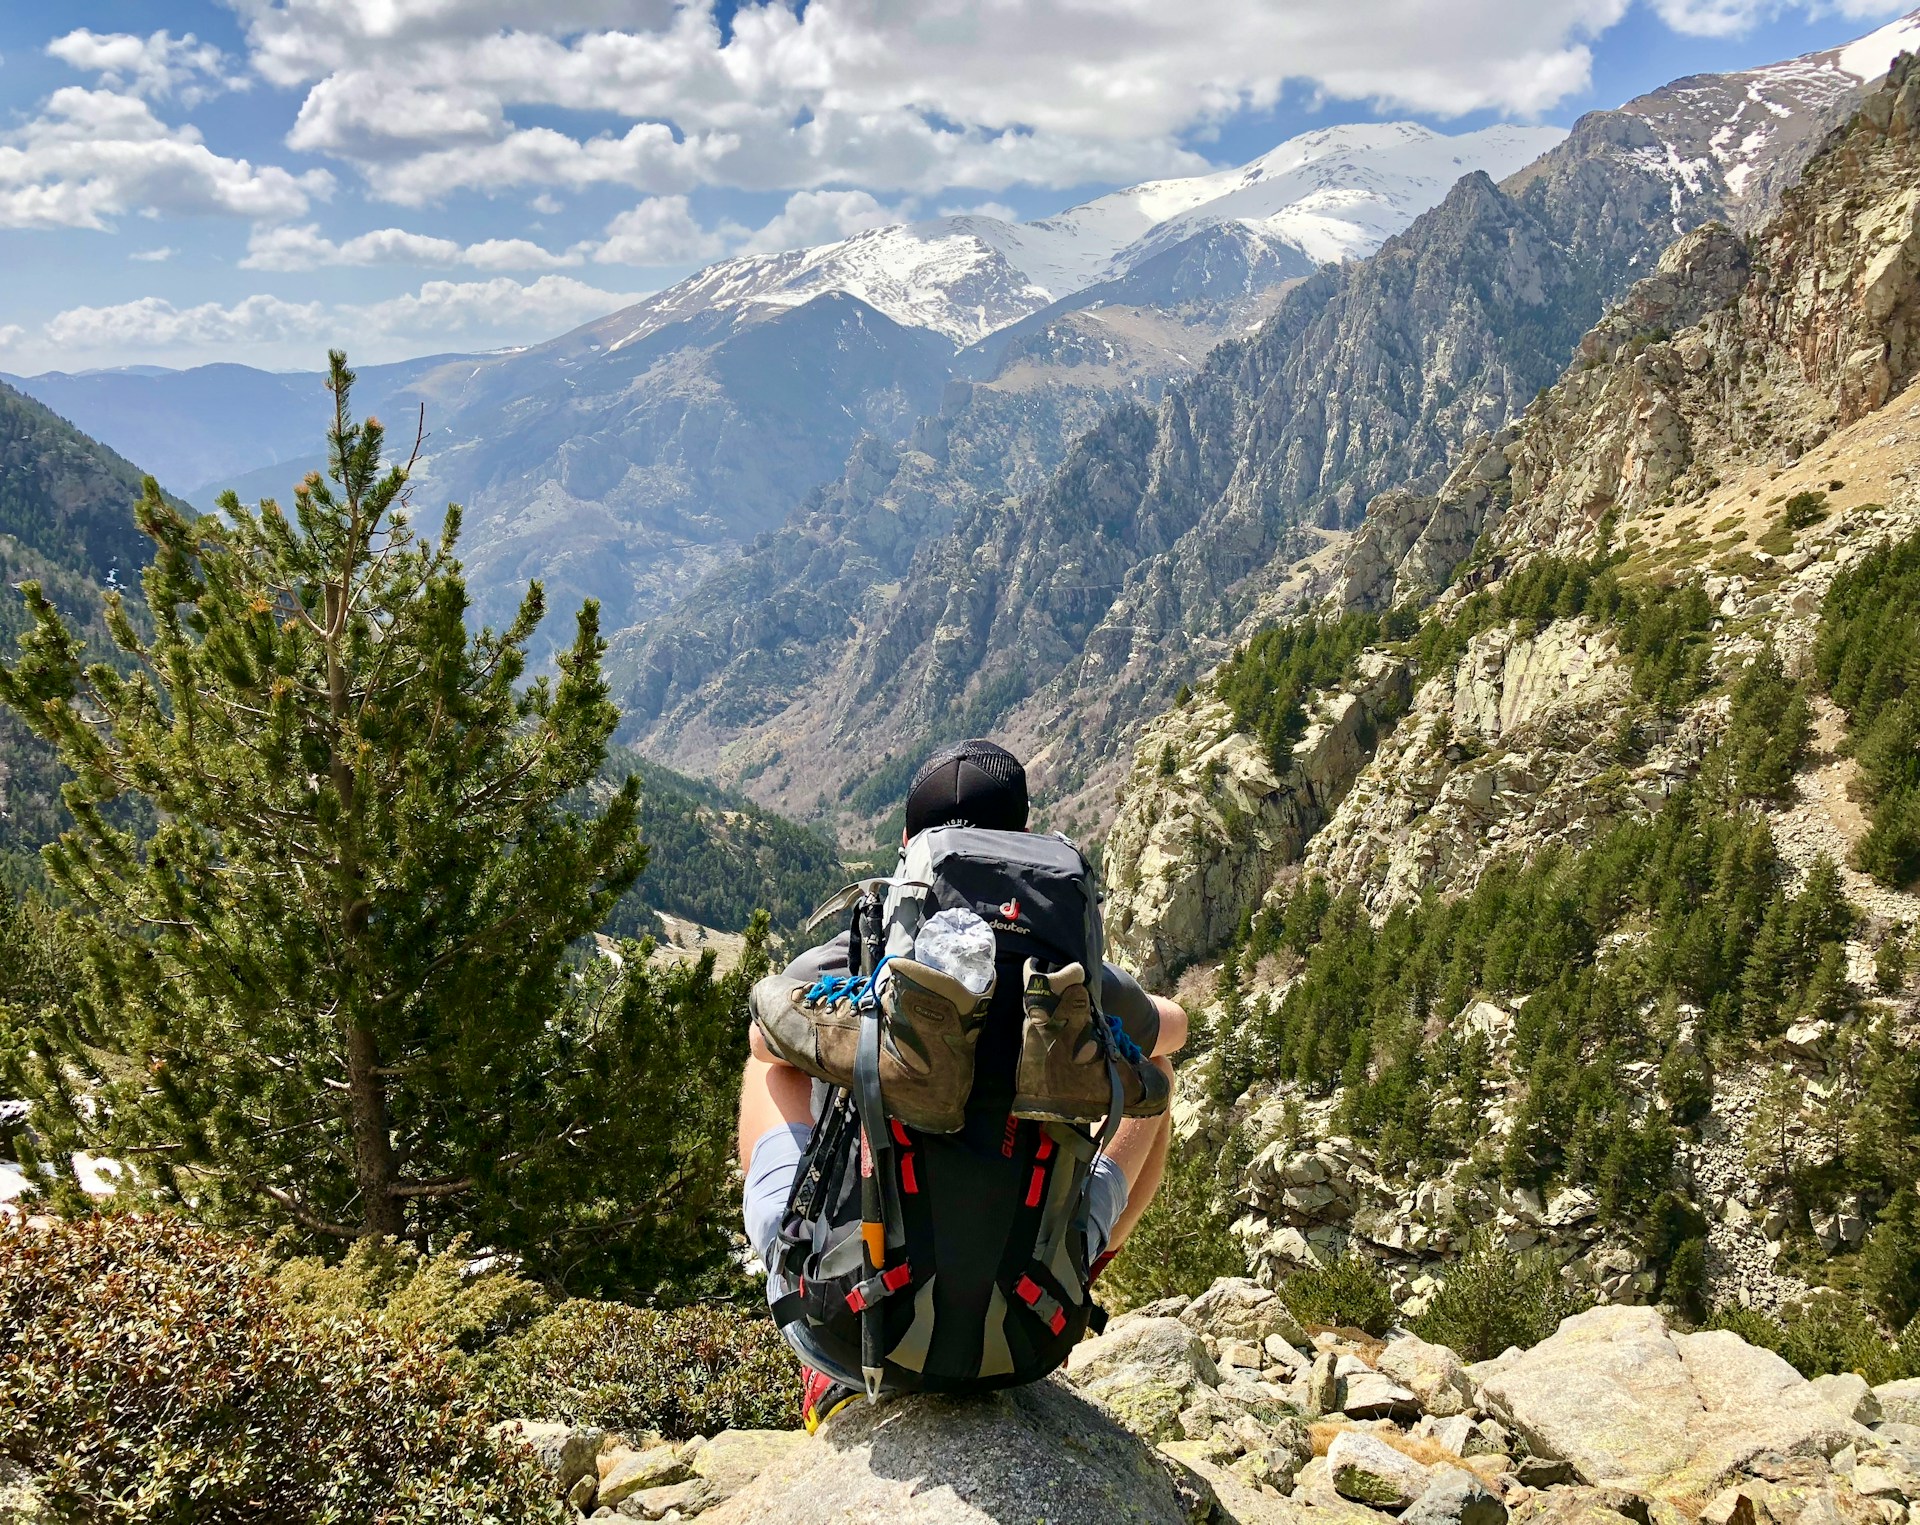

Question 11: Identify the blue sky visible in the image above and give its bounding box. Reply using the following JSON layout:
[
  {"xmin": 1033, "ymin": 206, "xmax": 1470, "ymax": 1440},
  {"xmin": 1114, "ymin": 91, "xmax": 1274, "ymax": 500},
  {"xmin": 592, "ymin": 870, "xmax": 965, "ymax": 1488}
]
[{"xmin": 1, "ymin": 0, "xmax": 1913, "ymax": 374}]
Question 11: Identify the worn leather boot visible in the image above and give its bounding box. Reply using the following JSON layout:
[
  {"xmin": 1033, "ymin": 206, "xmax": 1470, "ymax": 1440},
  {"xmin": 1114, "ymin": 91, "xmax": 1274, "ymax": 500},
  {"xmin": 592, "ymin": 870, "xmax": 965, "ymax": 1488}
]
[
  {"xmin": 749, "ymin": 958, "xmax": 991, "ymax": 1134},
  {"xmin": 1013, "ymin": 960, "xmax": 1169, "ymax": 1122}
]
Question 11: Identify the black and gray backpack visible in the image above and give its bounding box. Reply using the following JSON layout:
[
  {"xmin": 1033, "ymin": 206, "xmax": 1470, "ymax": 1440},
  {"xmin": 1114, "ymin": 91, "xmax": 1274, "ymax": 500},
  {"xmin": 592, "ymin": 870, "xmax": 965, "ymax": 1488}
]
[{"xmin": 767, "ymin": 826, "xmax": 1115, "ymax": 1393}]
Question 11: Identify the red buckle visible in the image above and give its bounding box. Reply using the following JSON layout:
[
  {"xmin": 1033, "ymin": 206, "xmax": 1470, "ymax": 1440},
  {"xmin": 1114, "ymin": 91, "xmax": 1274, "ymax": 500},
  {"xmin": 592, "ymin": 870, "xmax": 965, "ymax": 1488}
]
[
  {"xmin": 890, "ymin": 1119, "xmax": 911, "ymax": 1146},
  {"xmin": 882, "ymin": 1263, "xmax": 913, "ymax": 1292},
  {"xmin": 1025, "ymin": 1166, "xmax": 1046, "ymax": 1208},
  {"xmin": 1036, "ymin": 1134, "xmax": 1055, "ymax": 1162},
  {"xmin": 1015, "ymin": 1275, "xmax": 1042, "ymax": 1306},
  {"xmin": 900, "ymin": 1153, "xmax": 919, "ymax": 1194},
  {"xmin": 846, "ymin": 1287, "xmax": 868, "ymax": 1313},
  {"xmin": 1048, "ymin": 1308, "xmax": 1067, "ymax": 1336}
]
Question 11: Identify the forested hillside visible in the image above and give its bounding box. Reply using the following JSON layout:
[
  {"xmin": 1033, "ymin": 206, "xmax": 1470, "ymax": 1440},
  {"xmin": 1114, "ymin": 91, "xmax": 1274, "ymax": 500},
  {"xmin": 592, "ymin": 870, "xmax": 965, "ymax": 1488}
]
[
  {"xmin": 0, "ymin": 383, "xmax": 161, "ymax": 889},
  {"xmin": 1103, "ymin": 54, "xmax": 1920, "ymax": 1349}
]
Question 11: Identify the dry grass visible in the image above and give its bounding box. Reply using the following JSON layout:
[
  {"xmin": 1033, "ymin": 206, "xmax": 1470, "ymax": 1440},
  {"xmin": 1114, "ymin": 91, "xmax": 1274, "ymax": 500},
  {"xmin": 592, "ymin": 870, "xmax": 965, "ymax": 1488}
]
[{"xmin": 1308, "ymin": 1419, "xmax": 1459, "ymax": 1466}]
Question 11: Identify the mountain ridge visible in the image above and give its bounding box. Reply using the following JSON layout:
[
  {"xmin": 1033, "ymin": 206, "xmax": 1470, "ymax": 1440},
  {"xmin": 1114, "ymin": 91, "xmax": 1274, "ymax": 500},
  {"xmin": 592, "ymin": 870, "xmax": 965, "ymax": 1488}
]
[{"xmin": 616, "ymin": 15, "xmax": 1912, "ymax": 838}]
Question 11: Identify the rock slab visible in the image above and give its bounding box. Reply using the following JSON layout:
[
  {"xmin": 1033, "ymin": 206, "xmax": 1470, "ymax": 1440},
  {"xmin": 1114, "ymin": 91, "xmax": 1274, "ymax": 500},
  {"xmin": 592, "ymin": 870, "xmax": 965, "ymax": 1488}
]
[
  {"xmin": 1478, "ymin": 1306, "xmax": 1865, "ymax": 1499},
  {"xmin": 701, "ymin": 1381, "xmax": 1192, "ymax": 1525}
]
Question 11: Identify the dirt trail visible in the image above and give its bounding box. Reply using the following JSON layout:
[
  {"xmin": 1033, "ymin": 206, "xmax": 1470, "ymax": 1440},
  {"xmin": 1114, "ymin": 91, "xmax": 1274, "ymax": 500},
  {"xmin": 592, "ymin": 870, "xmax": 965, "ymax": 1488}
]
[{"xmin": 1766, "ymin": 697, "xmax": 1920, "ymax": 930}]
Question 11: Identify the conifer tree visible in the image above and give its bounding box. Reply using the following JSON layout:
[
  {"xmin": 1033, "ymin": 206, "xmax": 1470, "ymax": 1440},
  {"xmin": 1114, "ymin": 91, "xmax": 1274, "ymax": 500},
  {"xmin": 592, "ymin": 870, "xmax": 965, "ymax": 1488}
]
[{"xmin": 0, "ymin": 354, "xmax": 717, "ymax": 1279}]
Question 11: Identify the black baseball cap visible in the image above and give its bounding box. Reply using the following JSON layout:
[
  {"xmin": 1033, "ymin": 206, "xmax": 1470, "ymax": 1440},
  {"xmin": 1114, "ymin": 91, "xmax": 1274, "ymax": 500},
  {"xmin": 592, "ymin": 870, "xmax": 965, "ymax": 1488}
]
[{"xmin": 905, "ymin": 739, "xmax": 1029, "ymax": 836}]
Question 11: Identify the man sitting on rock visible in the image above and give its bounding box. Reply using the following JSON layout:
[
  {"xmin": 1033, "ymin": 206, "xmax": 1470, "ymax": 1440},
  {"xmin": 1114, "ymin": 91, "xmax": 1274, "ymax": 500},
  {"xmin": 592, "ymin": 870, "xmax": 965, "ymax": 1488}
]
[{"xmin": 736, "ymin": 739, "xmax": 1188, "ymax": 1430}]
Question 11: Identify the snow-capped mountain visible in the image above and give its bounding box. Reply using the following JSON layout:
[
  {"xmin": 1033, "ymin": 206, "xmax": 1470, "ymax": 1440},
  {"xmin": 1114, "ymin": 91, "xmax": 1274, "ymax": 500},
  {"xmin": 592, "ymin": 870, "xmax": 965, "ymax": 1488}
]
[
  {"xmin": 1621, "ymin": 8, "xmax": 1920, "ymax": 225},
  {"xmin": 601, "ymin": 122, "xmax": 1564, "ymax": 349}
]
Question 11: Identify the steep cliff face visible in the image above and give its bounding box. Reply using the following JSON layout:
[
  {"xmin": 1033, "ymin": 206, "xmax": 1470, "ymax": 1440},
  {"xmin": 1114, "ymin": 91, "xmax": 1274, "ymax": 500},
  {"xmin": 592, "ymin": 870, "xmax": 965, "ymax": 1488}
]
[
  {"xmin": 1488, "ymin": 55, "xmax": 1920, "ymax": 565},
  {"xmin": 1103, "ymin": 654, "xmax": 1411, "ymax": 988}
]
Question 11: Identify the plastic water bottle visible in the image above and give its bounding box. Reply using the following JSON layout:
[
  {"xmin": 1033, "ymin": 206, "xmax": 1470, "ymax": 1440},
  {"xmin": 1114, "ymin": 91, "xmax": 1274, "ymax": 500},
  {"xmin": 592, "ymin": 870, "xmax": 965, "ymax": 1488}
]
[{"xmin": 912, "ymin": 907, "xmax": 997, "ymax": 994}]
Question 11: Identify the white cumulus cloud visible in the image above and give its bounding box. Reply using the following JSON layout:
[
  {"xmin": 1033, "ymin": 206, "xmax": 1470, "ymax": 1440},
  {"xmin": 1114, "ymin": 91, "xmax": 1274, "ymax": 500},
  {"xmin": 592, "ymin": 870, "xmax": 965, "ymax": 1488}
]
[
  {"xmin": 45, "ymin": 292, "xmax": 331, "ymax": 353},
  {"xmin": 1649, "ymin": 0, "xmax": 1907, "ymax": 36},
  {"xmin": 739, "ymin": 189, "xmax": 901, "ymax": 254},
  {"xmin": 25, "ymin": 275, "xmax": 643, "ymax": 371},
  {"xmin": 594, "ymin": 195, "xmax": 740, "ymax": 265},
  {"xmin": 0, "ymin": 87, "xmax": 331, "ymax": 231},
  {"xmin": 221, "ymin": 0, "xmax": 1677, "ymax": 205},
  {"xmin": 46, "ymin": 28, "xmax": 244, "ymax": 102},
  {"xmin": 242, "ymin": 222, "xmax": 592, "ymax": 272}
]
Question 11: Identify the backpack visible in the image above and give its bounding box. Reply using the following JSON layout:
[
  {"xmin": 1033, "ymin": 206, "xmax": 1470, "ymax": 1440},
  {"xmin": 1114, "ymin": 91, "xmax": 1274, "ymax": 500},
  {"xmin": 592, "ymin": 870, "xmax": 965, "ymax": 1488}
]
[{"xmin": 766, "ymin": 827, "xmax": 1115, "ymax": 1394}]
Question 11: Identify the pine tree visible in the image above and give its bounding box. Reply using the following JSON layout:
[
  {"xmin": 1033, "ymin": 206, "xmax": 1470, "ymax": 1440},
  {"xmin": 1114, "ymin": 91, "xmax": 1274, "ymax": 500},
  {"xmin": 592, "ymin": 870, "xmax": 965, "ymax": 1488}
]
[
  {"xmin": 0, "ymin": 354, "xmax": 705, "ymax": 1279},
  {"xmin": 1862, "ymin": 1186, "xmax": 1920, "ymax": 1329}
]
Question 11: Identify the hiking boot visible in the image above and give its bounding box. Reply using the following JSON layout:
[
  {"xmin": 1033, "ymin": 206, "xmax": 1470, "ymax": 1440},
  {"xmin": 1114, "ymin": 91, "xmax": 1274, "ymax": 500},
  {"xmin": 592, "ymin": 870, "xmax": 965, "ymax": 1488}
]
[
  {"xmin": 1013, "ymin": 960, "xmax": 1170, "ymax": 1122},
  {"xmin": 749, "ymin": 958, "xmax": 990, "ymax": 1133},
  {"xmin": 801, "ymin": 1366, "xmax": 862, "ymax": 1434},
  {"xmin": 875, "ymin": 958, "xmax": 991, "ymax": 1134}
]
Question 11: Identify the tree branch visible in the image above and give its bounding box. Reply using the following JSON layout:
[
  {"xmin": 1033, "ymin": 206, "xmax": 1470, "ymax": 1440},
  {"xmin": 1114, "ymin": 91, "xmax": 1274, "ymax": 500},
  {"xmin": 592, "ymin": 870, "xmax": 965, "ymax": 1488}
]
[{"xmin": 262, "ymin": 1183, "xmax": 359, "ymax": 1238}]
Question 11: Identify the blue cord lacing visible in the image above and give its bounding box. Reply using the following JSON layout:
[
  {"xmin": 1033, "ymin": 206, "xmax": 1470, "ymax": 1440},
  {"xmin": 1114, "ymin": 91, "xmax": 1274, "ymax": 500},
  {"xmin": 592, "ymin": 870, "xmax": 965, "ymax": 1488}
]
[
  {"xmin": 805, "ymin": 954, "xmax": 895, "ymax": 1010},
  {"xmin": 1105, "ymin": 1012, "xmax": 1145, "ymax": 1064}
]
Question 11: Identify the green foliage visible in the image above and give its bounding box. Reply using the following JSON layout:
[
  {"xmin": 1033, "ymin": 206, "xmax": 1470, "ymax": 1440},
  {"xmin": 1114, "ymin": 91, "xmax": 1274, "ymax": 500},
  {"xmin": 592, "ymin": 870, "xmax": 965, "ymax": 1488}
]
[
  {"xmin": 1724, "ymin": 649, "xmax": 1812, "ymax": 802},
  {"xmin": 842, "ymin": 747, "xmax": 920, "ymax": 816},
  {"xmin": 597, "ymin": 751, "xmax": 844, "ymax": 934},
  {"xmin": 1782, "ymin": 491, "xmax": 1830, "ymax": 530},
  {"xmin": 479, "ymin": 1300, "xmax": 794, "ymax": 1441},
  {"xmin": 1706, "ymin": 1294, "xmax": 1920, "ymax": 1386},
  {"xmin": 0, "ymin": 354, "xmax": 757, "ymax": 1296},
  {"xmin": 1410, "ymin": 1242, "xmax": 1593, "ymax": 1360},
  {"xmin": 1411, "ymin": 552, "xmax": 1714, "ymax": 708},
  {"xmin": 1215, "ymin": 610, "xmax": 1410, "ymax": 771},
  {"xmin": 1100, "ymin": 1129, "xmax": 1251, "ymax": 1311},
  {"xmin": 1877, "ymin": 932, "xmax": 1909, "ymax": 994},
  {"xmin": 1279, "ymin": 1252, "xmax": 1397, "ymax": 1336},
  {"xmin": 1815, "ymin": 532, "xmax": 1920, "ymax": 887},
  {"xmin": 275, "ymin": 1235, "xmax": 550, "ymax": 1357},
  {"xmin": 1861, "ymin": 1186, "xmax": 1920, "ymax": 1330},
  {"xmin": 0, "ymin": 1215, "xmax": 565, "ymax": 1524}
]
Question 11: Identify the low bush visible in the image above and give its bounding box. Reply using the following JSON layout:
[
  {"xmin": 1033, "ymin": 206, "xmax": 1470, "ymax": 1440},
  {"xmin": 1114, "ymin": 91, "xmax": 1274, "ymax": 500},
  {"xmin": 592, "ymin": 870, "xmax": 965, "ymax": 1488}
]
[
  {"xmin": 1279, "ymin": 1252, "xmax": 1397, "ymax": 1336},
  {"xmin": 0, "ymin": 1214, "xmax": 565, "ymax": 1525},
  {"xmin": 275, "ymin": 1233, "xmax": 550, "ymax": 1356},
  {"xmin": 1705, "ymin": 1293, "xmax": 1920, "ymax": 1386},
  {"xmin": 479, "ymin": 1299, "xmax": 796, "ymax": 1440},
  {"xmin": 1100, "ymin": 1129, "xmax": 1251, "ymax": 1311},
  {"xmin": 1410, "ymin": 1242, "xmax": 1593, "ymax": 1360}
]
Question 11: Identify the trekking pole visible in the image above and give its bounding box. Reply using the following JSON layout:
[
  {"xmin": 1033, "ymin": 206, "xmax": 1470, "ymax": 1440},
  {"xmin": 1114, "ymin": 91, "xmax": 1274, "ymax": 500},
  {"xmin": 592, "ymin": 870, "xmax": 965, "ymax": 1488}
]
[
  {"xmin": 859, "ymin": 1109, "xmax": 885, "ymax": 1400},
  {"xmin": 855, "ymin": 890, "xmax": 889, "ymax": 1402}
]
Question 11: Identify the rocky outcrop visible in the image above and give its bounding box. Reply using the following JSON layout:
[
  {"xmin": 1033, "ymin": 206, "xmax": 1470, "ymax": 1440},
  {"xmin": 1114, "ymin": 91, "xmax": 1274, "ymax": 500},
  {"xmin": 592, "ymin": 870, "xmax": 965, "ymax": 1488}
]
[
  {"xmin": 708, "ymin": 1381, "xmax": 1190, "ymax": 1525},
  {"xmin": 1297, "ymin": 617, "xmax": 1705, "ymax": 915},
  {"xmin": 1479, "ymin": 1306, "xmax": 1868, "ymax": 1494},
  {"xmin": 1489, "ymin": 56, "xmax": 1920, "ymax": 562},
  {"xmin": 494, "ymin": 1274, "xmax": 1920, "ymax": 1525},
  {"xmin": 1104, "ymin": 653, "xmax": 1410, "ymax": 985}
]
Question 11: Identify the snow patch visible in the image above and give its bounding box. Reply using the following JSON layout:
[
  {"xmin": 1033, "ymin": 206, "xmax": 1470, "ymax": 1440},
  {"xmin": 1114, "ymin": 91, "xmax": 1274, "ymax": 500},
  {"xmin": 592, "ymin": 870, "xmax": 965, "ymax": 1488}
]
[{"xmin": 1838, "ymin": 14, "xmax": 1920, "ymax": 84}]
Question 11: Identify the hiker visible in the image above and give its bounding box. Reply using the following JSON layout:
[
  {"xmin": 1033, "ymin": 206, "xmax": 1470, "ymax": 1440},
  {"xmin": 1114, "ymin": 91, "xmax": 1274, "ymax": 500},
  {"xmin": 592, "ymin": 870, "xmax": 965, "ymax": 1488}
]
[{"xmin": 737, "ymin": 738, "xmax": 1188, "ymax": 1430}]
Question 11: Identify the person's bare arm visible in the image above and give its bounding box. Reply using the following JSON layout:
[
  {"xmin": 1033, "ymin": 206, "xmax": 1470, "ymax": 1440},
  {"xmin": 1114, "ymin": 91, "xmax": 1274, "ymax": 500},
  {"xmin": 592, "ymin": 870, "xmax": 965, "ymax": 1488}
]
[{"xmin": 738, "ymin": 1011, "xmax": 814, "ymax": 1173}]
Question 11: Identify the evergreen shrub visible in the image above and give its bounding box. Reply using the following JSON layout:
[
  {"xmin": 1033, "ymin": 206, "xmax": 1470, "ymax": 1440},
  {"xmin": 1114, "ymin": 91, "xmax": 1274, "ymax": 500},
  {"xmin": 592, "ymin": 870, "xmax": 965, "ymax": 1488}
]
[
  {"xmin": 0, "ymin": 1215, "xmax": 565, "ymax": 1525},
  {"xmin": 480, "ymin": 1300, "xmax": 795, "ymax": 1441},
  {"xmin": 1100, "ymin": 1128, "xmax": 1251, "ymax": 1311},
  {"xmin": 1706, "ymin": 1294, "xmax": 1920, "ymax": 1386},
  {"xmin": 1279, "ymin": 1252, "xmax": 1396, "ymax": 1336},
  {"xmin": 1816, "ymin": 531, "xmax": 1920, "ymax": 887},
  {"xmin": 1410, "ymin": 1242, "xmax": 1593, "ymax": 1360}
]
